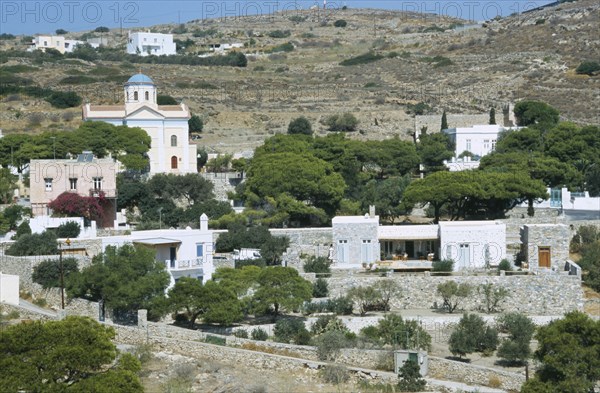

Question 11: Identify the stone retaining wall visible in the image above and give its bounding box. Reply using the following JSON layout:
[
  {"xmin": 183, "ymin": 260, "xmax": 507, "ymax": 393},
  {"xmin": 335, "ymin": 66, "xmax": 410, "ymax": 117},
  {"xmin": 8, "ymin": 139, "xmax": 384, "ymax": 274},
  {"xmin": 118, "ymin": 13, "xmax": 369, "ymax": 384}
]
[{"xmin": 325, "ymin": 273, "xmax": 583, "ymax": 315}]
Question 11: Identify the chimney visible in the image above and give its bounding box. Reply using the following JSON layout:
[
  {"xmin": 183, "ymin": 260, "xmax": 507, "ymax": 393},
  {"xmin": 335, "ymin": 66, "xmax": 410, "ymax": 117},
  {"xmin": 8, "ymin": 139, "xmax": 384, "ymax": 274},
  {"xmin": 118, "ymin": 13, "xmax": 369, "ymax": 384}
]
[
  {"xmin": 369, "ymin": 205, "xmax": 375, "ymax": 218},
  {"xmin": 200, "ymin": 213, "xmax": 208, "ymax": 231}
]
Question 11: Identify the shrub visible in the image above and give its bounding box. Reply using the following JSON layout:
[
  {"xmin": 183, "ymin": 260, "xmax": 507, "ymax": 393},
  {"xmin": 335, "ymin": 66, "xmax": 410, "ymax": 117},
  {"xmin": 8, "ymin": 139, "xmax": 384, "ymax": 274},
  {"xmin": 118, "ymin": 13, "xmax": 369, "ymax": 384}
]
[
  {"xmin": 569, "ymin": 225, "xmax": 600, "ymax": 253},
  {"xmin": 436, "ymin": 281, "xmax": 471, "ymax": 313},
  {"xmin": 498, "ymin": 259, "xmax": 512, "ymax": 271},
  {"xmin": 189, "ymin": 115, "xmax": 203, "ymax": 133},
  {"xmin": 432, "ymin": 259, "xmax": 454, "ymax": 272},
  {"xmin": 479, "ymin": 283, "xmax": 509, "ymax": 313},
  {"xmin": 313, "ymin": 278, "xmax": 329, "ymax": 298},
  {"xmin": 233, "ymin": 329, "xmax": 249, "ymax": 338},
  {"xmin": 269, "ymin": 42, "xmax": 294, "ymax": 53},
  {"xmin": 251, "ymin": 327, "xmax": 269, "ymax": 341},
  {"xmin": 95, "ymin": 26, "xmax": 109, "ymax": 32},
  {"xmin": 303, "ymin": 256, "xmax": 331, "ymax": 275},
  {"xmin": 449, "ymin": 313, "xmax": 498, "ymax": 358},
  {"xmin": 268, "ymin": 30, "xmax": 291, "ymax": 38},
  {"xmin": 56, "ymin": 221, "xmax": 81, "ymax": 238},
  {"xmin": 334, "ymin": 20, "xmax": 347, "ymax": 28},
  {"xmin": 397, "ymin": 360, "xmax": 426, "ymax": 392},
  {"xmin": 313, "ymin": 330, "xmax": 348, "ymax": 360},
  {"xmin": 274, "ymin": 318, "xmax": 310, "ymax": 344},
  {"xmin": 325, "ymin": 113, "xmax": 358, "ymax": 132},
  {"xmin": 32, "ymin": 257, "xmax": 79, "ymax": 289},
  {"xmin": 45, "ymin": 91, "xmax": 82, "ymax": 108},
  {"xmin": 6, "ymin": 231, "xmax": 58, "ymax": 256},
  {"xmin": 204, "ymin": 335, "xmax": 226, "ymax": 346},
  {"xmin": 157, "ymin": 95, "xmax": 178, "ymax": 105},
  {"xmin": 376, "ymin": 314, "xmax": 432, "ymax": 350},
  {"xmin": 287, "ymin": 116, "xmax": 312, "ymax": 135},
  {"xmin": 15, "ymin": 221, "xmax": 31, "ymax": 239},
  {"xmin": 32, "ymin": 298, "xmax": 47, "ymax": 308},
  {"xmin": 576, "ymin": 61, "xmax": 600, "ymax": 76},
  {"xmin": 496, "ymin": 312, "xmax": 535, "ymax": 365},
  {"xmin": 340, "ymin": 52, "xmax": 383, "ymax": 66},
  {"xmin": 320, "ymin": 364, "xmax": 349, "ymax": 384}
]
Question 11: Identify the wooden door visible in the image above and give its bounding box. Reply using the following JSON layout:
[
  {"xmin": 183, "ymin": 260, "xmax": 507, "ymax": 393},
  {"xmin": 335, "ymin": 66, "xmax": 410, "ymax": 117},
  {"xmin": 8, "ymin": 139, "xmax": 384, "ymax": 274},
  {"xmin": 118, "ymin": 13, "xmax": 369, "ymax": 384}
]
[{"xmin": 538, "ymin": 247, "xmax": 551, "ymax": 268}]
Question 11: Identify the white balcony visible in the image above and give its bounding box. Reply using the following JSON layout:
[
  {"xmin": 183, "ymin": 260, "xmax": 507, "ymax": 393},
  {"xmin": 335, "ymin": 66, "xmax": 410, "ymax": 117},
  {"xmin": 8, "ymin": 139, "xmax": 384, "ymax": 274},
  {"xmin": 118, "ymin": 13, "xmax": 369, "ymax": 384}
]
[{"xmin": 165, "ymin": 257, "xmax": 204, "ymax": 270}]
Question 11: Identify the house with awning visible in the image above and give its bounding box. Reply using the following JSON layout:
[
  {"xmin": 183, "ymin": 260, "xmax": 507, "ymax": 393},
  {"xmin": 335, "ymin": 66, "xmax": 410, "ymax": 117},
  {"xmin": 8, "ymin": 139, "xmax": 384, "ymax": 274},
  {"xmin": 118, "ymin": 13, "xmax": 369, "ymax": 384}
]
[{"xmin": 100, "ymin": 214, "xmax": 214, "ymax": 290}]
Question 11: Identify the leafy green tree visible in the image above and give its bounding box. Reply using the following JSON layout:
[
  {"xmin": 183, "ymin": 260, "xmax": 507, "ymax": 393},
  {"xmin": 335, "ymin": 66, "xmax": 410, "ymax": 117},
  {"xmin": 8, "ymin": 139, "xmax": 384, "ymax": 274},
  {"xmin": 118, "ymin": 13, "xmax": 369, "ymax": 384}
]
[
  {"xmin": 14, "ymin": 220, "xmax": 31, "ymax": 239},
  {"xmin": 495, "ymin": 127, "xmax": 544, "ymax": 154},
  {"xmin": 440, "ymin": 110, "xmax": 448, "ymax": 131},
  {"xmin": 67, "ymin": 244, "xmax": 170, "ymax": 320},
  {"xmin": 201, "ymin": 281, "xmax": 243, "ymax": 326},
  {"xmin": 252, "ymin": 266, "xmax": 312, "ymax": 316},
  {"xmin": 417, "ymin": 132, "xmax": 454, "ymax": 174},
  {"xmin": 0, "ymin": 316, "xmax": 142, "ymax": 392},
  {"xmin": 577, "ymin": 240, "xmax": 600, "ymax": 292},
  {"xmin": 303, "ymin": 256, "xmax": 332, "ymax": 275},
  {"xmin": 496, "ymin": 312, "xmax": 535, "ymax": 366},
  {"xmin": 215, "ymin": 223, "xmax": 272, "ymax": 252},
  {"xmin": 56, "ymin": 221, "xmax": 81, "ymax": 238},
  {"xmin": 1, "ymin": 204, "xmax": 30, "ymax": 230},
  {"xmin": 0, "ymin": 168, "xmax": 17, "ymax": 203},
  {"xmin": 313, "ymin": 330, "xmax": 348, "ymax": 360},
  {"xmin": 333, "ymin": 19, "xmax": 347, "ymax": 27},
  {"xmin": 521, "ymin": 311, "xmax": 600, "ymax": 393},
  {"xmin": 325, "ymin": 113, "xmax": 359, "ymax": 132},
  {"xmin": 32, "ymin": 257, "xmax": 79, "ymax": 289},
  {"xmin": 376, "ymin": 313, "xmax": 432, "ymax": 350},
  {"xmin": 397, "ymin": 360, "xmax": 426, "ymax": 392},
  {"xmin": 157, "ymin": 94, "xmax": 178, "ymax": 105},
  {"xmin": 213, "ymin": 266, "xmax": 262, "ymax": 297},
  {"xmin": 288, "ymin": 116, "xmax": 312, "ymax": 135},
  {"xmin": 449, "ymin": 313, "xmax": 498, "ymax": 358},
  {"xmin": 479, "ymin": 283, "xmax": 510, "ymax": 313},
  {"xmin": 6, "ymin": 231, "xmax": 57, "ymax": 256},
  {"xmin": 348, "ymin": 284, "xmax": 381, "ymax": 316},
  {"xmin": 273, "ymin": 318, "xmax": 310, "ymax": 344},
  {"xmin": 188, "ymin": 115, "xmax": 203, "ymax": 133},
  {"xmin": 360, "ymin": 175, "xmax": 412, "ymax": 222},
  {"xmin": 45, "ymin": 91, "xmax": 82, "ymax": 108},
  {"xmin": 260, "ymin": 235, "xmax": 290, "ymax": 265},
  {"xmin": 437, "ymin": 281, "xmax": 472, "ymax": 313},
  {"xmin": 313, "ymin": 278, "xmax": 329, "ymax": 298},
  {"xmin": 513, "ymin": 100, "xmax": 559, "ymax": 128}
]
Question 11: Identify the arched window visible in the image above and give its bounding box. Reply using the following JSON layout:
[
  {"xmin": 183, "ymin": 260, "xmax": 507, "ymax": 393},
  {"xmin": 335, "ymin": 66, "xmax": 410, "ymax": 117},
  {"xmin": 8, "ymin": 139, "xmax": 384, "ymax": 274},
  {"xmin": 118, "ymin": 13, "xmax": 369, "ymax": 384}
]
[
  {"xmin": 171, "ymin": 156, "xmax": 178, "ymax": 169},
  {"xmin": 171, "ymin": 135, "xmax": 177, "ymax": 147},
  {"xmin": 133, "ymin": 91, "xmax": 138, "ymax": 100},
  {"xmin": 145, "ymin": 91, "xmax": 149, "ymax": 100}
]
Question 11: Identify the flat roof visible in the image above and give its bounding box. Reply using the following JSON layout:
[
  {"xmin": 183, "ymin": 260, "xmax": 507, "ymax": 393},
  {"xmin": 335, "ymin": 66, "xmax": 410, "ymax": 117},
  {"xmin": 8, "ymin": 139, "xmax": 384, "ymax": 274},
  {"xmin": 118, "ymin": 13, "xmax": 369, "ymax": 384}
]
[
  {"xmin": 133, "ymin": 238, "xmax": 181, "ymax": 246},
  {"xmin": 378, "ymin": 225, "xmax": 439, "ymax": 240},
  {"xmin": 438, "ymin": 221, "xmax": 504, "ymax": 227},
  {"xmin": 332, "ymin": 215, "xmax": 379, "ymax": 224}
]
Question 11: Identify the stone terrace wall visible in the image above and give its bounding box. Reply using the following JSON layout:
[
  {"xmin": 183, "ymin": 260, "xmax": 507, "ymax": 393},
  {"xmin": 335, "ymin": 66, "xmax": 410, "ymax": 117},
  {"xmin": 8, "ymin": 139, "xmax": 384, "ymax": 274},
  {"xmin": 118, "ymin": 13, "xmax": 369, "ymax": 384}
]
[
  {"xmin": 325, "ymin": 273, "xmax": 583, "ymax": 315},
  {"xmin": 270, "ymin": 228, "xmax": 333, "ymax": 271}
]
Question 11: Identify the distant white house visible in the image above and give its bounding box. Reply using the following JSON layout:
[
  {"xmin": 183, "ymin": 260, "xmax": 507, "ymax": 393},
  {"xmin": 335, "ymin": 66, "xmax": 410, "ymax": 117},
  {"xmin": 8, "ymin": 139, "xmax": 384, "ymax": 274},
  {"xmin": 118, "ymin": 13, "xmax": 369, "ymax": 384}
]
[
  {"xmin": 28, "ymin": 35, "xmax": 84, "ymax": 54},
  {"xmin": 100, "ymin": 214, "xmax": 214, "ymax": 290},
  {"xmin": 127, "ymin": 31, "xmax": 176, "ymax": 56},
  {"xmin": 208, "ymin": 43, "xmax": 244, "ymax": 52},
  {"xmin": 0, "ymin": 272, "xmax": 19, "ymax": 305},
  {"xmin": 29, "ymin": 216, "xmax": 97, "ymax": 239}
]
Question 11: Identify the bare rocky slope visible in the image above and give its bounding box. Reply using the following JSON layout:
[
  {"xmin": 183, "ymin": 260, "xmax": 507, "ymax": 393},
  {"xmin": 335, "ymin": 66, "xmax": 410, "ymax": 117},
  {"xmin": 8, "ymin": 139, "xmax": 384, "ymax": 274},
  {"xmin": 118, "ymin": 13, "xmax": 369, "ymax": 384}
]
[{"xmin": 0, "ymin": 0, "xmax": 598, "ymax": 153}]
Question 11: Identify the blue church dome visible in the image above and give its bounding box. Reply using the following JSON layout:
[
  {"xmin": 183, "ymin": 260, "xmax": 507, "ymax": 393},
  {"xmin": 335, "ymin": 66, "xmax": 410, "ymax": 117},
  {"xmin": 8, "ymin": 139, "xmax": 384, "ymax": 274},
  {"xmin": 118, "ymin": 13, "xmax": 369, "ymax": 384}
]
[{"xmin": 126, "ymin": 73, "xmax": 154, "ymax": 84}]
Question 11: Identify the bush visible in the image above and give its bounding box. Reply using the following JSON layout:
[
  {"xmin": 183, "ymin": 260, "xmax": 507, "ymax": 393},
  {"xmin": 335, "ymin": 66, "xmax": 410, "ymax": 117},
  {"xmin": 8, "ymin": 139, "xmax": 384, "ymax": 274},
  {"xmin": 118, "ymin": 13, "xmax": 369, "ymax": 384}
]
[
  {"xmin": 204, "ymin": 335, "xmax": 226, "ymax": 346},
  {"xmin": 498, "ymin": 259, "xmax": 512, "ymax": 271},
  {"xmin": 251, "ymin": 327, "xmax": 269, "ymax": 341},
  {"xmin": 569, "ymin": 225, "xmax": 600, "ymax": 253},
  {"xmin": 14, "ymin": 221, "xmax": 31, "ymax": 239},
  {"xmin": 269, "ymin": 42, "xmax": 294, "ymax": 53},
  {"xmin": 334, "ymin": 20, "xmax": 347, "ymax": 28},
  {"xmin": 313, "ymin": 330, "xmax": 348, "ymax": 361},
  {"xmin": 32, "ymin": 258, "xmax": 79, "ymax": 289},
  {"xmin": 268, "ymin": 30, "xmax": 291, "ymax": 38},
  {"xmin": 56, "ymin": 221, "xmax": 81, "ymax": 238},
  {"xmin": 479, "ymin": 283, "xmax": 509, "ymax": 313},
  {"xmin": 95, "ymin": 26, "xmax": 109, "ymax": 32},
  {"xmin": 287, "ymin": 116, "xmax": 312, "ymax": 135},
  {"xmin": 45, "ymin": 91, "xmax": 82, "ymax": 108},
  {"xmin": 432, "ymin": 259, "xmax": 454, "ymax": 272},
  {"xmin": 235, "ymin": 258, "xmax": 266, "ymax": 269},
  {"xmin": 313, "ymin": 278, "xmax": 329, "ymax": 298},
  {"xmin": 157, "ymin": 95, "xmax": 178, "ymax": 105},
  {"xmin": 340, "ymin": 52, "xmax": 384, "ymax": 66},
  {"xmin": 6, "ymin": 231, "xmax": 58, "ymax": 256},
  {"xmin": 576, "ymin": 61, "xmax": 600, "ymax": 76},
  {"xmin": 273, "ymin": 318, "xmax": 310, "ymax": 344},
  {"xmin": 320, "ymin": 364, "xmax": 349, "ymax": 384},
  {"xmin": 189, "ymin": 115, "xmax": 203, "ymax": 133},
  {"xmin": 233, "ymin": 329, "xmax": 249, "ymax": 338},
  {"xmin": 397, "ymin": 360, "xmax": 426, "ymax": 392},
  {"xmin": 449, "ymin": 313, "xmax": 498, "ymax": 358},
  {"xmin": 437, "ymin": 281, "xmax": 471, "ymax": 313},
  {"xmin": 325, "ymin": 113, "xmax": 358, "ymax": 132},
  {"xmin": 303, "ymin": 256, "xmax": 331, "ymax": 275}
]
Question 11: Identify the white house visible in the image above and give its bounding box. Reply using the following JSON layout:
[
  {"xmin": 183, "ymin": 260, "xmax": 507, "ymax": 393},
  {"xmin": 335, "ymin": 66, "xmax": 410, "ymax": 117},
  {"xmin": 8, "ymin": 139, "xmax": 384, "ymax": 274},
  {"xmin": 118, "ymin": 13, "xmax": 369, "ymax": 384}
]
[
  {"xmin": 208, "ymin": 43, "xmax": 244, "ymax": 52},
  {"xmin": 101, "ymin": 214, "xmax": 214, "ymax": 290},
  {"xmin": 29, "ymin": 35, "xmax": 83, "ymax": 54},
  {"xmin": 127, "ymin": 32, "xmax": 176, "ymax": 56},
  {"xmin": 82, "ymin": 73, "xmax": 197, "ymax": 175},
  {"xmin": 0, "ymin": 272, "xmax": 19, "ymax": 306},
  {"xmin": 29, "ymin": 216, "xmax": 97, "ymax": 239},
  {"xmin": 333, "ymin": 211, "xmax": 506, "ymax": 270}
]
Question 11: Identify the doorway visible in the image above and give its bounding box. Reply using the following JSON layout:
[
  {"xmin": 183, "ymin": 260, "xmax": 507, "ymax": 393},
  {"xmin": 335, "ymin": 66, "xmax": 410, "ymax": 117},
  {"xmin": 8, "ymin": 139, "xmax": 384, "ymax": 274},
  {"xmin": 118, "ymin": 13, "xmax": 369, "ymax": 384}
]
[
  {"xmin": 405, "ymin": 241, "xmax": 415, "ymax": 259},
  {"xmin": 169, "ymin": 246, "xmax": 177, "ymax": 268},
  {"xmin": 538, "ymin": 247, "xmax": 551, "ymax": 268}
]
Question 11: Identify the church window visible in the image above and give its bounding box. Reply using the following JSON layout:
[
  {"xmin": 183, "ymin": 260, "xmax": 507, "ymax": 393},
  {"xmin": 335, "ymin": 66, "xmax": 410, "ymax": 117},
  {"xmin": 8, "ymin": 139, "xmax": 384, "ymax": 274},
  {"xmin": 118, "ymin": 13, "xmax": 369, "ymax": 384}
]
[
  {"xmin": 171, "ymin": 156, "xmax": 178, "ymax": 169},
  {"xmin": 171, "ymin": 135, "xmax": 177, "ymax": 147},
  {"xmin": 133, "ymin": 91, "xmax": 138, "ymax": 100},
  {"xmin": 145, "ymin": 91, "xmax": 149, "ymax": 100}
]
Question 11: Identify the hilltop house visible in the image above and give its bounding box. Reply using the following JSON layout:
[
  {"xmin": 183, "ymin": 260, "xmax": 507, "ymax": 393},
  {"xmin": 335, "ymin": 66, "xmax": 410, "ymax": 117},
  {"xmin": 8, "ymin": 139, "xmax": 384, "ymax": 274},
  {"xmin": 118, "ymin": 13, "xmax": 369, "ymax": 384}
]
[
  {"xmin": 29, "ymin": 152, "xmax": 118, "ymax": 227},
  {"xmin": 127, "ymin": 32, "xmax": 176, "ymax": 56},
  {"xmin": 28, "ymin": 35, "xmax": 83, "ymax": 53},
  {"xmin": 82, "ymin": 73, "xmax": 197, "ymax": 175}
]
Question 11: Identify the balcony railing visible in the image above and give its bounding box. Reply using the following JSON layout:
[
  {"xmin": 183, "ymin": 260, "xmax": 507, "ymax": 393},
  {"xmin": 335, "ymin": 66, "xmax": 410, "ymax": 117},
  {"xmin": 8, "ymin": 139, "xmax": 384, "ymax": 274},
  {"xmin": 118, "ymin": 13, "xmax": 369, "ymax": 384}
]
[
  {"xmin": 165, "ymin": 257, "xmax": 203, "ymax": 270},
  {"xmin": 89, "ymin": 189, "xmax": 117, "ymax": 198}
]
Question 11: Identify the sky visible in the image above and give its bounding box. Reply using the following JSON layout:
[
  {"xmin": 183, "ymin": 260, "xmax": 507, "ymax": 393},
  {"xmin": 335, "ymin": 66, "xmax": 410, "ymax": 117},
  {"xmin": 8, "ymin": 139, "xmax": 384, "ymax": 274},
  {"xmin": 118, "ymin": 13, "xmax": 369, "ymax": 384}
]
[{"xmin": 1, "ymin": 0, "xmax": 556, "ymax": 35}]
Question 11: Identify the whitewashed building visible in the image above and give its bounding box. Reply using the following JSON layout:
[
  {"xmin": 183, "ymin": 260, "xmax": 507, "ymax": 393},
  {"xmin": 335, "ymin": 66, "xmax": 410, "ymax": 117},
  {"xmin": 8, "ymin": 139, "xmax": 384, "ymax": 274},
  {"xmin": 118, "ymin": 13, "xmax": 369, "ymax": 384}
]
[
  {"xmin": 0, "ymin": 273, "xmax": 19, "ymax": 305},
  {"xmin": 83, "ymin": 73, "xmax": 197, "ymax": 175},
  {"xmin": 29, "ymin": 35, "xmax": 83, "ymax": 54},
  {"xmin": 101, "ymin": 214, "xmax": 214, "ymax": 290},
  {"xmin": 127, "ymin": 32, "xmax": 176, "ymax": 56}
]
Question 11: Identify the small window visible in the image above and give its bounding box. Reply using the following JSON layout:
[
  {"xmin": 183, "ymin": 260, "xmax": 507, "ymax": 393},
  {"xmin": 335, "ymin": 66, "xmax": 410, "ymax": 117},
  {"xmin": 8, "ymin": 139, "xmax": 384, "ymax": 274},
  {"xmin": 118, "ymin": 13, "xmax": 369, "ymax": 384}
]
[
  {"xmin": 133, "ymin": 91, "xmax": 138, "ymax": 100},
  {"xmin": 171, "ymin": 156, "xmax": 178, "ymax": 169},
  {"xmin": 69, "ymin": 178, "xmax": 77, "ymax": 190},
  {"xmin": 154, "ymin": 38, "xmax": 157, "ymax": 43},
  {"xmin": 196, "ymin": 244, "xmax": 203, "ymax": 257},
  {"xmin": 145, "ymin": 91, "xmax": 149, "ymax": 100},
  {"xmin": 171, "ymin": 135, "xmax": 177, "ymax": 147},
  {"xmin": 44, "ymin": 178, "xmax": 52, "ymax": 191},
  {"xmin": 466, "ymin": 139, "xmax": 472, "ymax": 151},
  {"xmin": 93, "ymin": 177, "xmax": 103, "ymax": 190}
]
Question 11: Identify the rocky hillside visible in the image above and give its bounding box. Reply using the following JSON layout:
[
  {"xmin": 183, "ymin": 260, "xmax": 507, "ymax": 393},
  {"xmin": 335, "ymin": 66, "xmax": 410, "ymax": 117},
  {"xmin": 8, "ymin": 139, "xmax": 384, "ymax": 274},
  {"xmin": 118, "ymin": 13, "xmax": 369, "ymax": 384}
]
[{"xmin": 0, "ymin": 0, "xmax": 598, "ymax": 153}]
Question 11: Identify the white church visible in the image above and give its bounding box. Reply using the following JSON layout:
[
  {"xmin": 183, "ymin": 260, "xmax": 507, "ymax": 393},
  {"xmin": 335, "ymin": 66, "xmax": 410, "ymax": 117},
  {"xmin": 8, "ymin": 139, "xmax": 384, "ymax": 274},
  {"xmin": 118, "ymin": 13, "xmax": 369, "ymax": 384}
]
[{"xmin": 82, "ymin": 73, "xmax": 197, "ymax": 175}]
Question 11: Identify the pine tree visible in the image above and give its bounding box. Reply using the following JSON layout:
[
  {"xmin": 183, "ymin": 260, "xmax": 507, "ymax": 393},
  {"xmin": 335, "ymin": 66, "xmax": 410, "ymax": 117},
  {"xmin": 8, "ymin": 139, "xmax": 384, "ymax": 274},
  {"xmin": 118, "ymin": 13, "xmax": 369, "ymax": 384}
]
[
  {"xmin": 489, "ymin": 107, "xmax": 496, "ymax": 125},
  {"xmin": 440, "ymin": 110, "xmax": 448, "ymax": 131}
]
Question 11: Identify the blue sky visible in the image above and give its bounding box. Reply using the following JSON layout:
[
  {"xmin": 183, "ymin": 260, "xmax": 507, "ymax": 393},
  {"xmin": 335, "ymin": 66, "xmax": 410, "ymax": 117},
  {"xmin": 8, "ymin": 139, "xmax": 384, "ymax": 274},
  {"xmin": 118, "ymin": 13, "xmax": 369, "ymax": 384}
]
[{"xmin": 1, "ymin": 1, "xmax": 555, "ymax": 35}]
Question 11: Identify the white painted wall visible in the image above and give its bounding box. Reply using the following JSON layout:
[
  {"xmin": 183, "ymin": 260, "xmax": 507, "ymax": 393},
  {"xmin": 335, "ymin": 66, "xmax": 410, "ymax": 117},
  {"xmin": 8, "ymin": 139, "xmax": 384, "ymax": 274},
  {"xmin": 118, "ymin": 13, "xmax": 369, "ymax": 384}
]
[
  {"xmin": 29, "ymin": 216, "xmax": 97, "ymax": 238},
  {"xmin": 127, "ymin": 32, "xmax": 176, "ymax": 56},
  {"xmin": 0, "ymin": 273, "xmax": 19, "ymax": 305},
  {"xmin": 439, "ymin": 222, "xmax": 506, "ymax": 270}
]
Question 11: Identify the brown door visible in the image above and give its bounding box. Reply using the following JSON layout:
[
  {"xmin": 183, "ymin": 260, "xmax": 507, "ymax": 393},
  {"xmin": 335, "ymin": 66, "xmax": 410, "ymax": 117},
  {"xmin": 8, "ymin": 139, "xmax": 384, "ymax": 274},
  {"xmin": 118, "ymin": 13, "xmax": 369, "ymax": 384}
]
[{"xmin": 538, "ymin": 247, "xmax": 551, "ymax": 268}]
